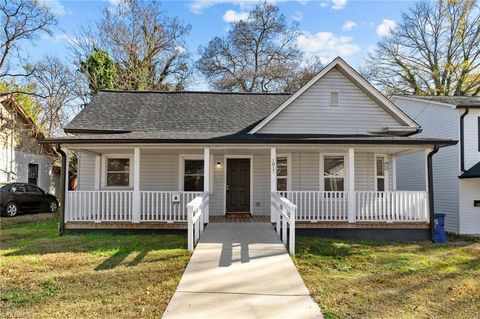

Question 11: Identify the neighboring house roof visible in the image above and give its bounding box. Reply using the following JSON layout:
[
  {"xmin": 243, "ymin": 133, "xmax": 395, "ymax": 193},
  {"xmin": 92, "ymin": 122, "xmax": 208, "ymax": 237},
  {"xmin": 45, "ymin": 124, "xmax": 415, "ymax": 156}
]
[
  {"xmin": 0, "ymin": 94, "xmax": 56, "ymax": 155},
  {"xmin": 459, "ymin": 162, "xmax": 480, "ymax": 179},
  {"xmin": 65, "ymin": 90, "xmax": 290, "ymax": 135},
  {"xmin": 0, "ymin": 94, "xmax": 45, "ymax": 140},
  {"xmin": 249, "ymin": 57, "xmax": 420, "ymax": 133},
  {"xmin": 393, "ymin": 95, "xmax": 480, "ymax": 108}
]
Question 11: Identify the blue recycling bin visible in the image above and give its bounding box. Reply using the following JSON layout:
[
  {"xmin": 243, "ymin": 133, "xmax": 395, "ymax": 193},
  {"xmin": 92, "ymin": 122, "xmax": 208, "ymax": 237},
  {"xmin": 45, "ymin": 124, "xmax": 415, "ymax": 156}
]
[{"xmin": 434, "ymin": 213, "xmax": 446, "ymax": 243}]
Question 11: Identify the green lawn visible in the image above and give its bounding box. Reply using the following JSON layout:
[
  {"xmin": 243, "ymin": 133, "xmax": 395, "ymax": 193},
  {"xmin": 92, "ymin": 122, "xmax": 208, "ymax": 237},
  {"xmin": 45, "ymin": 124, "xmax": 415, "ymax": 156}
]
[
  {"xmin": 0, "ymin": 214, "xmax": 189, "ymax": 319},
  {"xmin": 295, "ymin": 236, "xmax": 480, "ymax": 319},
  {"xmin": 1, "ymin": 215, "xmax": 479, "ymax": 319}
]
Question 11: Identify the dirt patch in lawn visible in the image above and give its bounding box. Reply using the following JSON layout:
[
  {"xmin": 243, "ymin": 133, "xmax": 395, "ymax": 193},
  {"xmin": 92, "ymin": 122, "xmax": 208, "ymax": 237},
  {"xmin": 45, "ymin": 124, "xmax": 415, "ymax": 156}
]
[
  {"xmin": 0, "ymin": 217, "xmax": 190, "ymax": 318},
  {"xmin": 295, "ymin": 237, "xmax": 480, "ymax": 319}
]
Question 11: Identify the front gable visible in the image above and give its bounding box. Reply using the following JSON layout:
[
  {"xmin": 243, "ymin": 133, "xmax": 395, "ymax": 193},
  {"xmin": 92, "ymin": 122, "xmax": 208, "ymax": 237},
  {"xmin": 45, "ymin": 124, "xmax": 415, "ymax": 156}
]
[{"xmin": 252, "ymin": 58, "xmax": 419, "ymax": 136}]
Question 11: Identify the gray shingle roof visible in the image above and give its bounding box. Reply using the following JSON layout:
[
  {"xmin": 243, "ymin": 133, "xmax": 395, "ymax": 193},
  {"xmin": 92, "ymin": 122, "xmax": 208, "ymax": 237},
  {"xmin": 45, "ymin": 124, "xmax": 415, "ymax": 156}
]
[
  {"xmin": 65, "ymin": 90, "xmax": 290, "ymax": 135},
  {"xmin": 396, "ymin": 95, "xmax": 480, "ymax": 107}
]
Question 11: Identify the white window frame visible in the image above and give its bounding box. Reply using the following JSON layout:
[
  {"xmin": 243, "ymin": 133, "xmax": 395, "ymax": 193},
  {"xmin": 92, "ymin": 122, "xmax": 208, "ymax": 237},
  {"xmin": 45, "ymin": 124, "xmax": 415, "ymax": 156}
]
[
  {"xmin": 179, "ymin": 154, "xmax": 213, "ymax": 192},
  {"xmin": 102, "ymin": 154, "xmax": 134, "ymax": 189},
  {"xmin": 320, "ymin": 153, "xmax": 347, "ymax": 192},
  {"xmin": 374, "ymin": 154, "xmax": 389, "ymax": 192},
  {"xmin": 330, "ymin": 91, "xmax": 339, "ymax": 106},
  {"xmin": 276, "ymin": 154, "xmax": 291, "ymax": 192}
]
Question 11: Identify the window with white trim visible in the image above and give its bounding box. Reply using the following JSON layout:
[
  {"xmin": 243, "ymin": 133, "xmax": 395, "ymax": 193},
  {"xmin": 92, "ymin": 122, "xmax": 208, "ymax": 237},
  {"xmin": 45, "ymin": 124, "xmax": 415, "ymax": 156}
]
[
  {"xmin": 106, "ymin": 158, "xmax": 130, "ymax": 187},
  {"xmin": 375, "ymin": 156, "xmax": 387, "ymax": 191},
  {"xmin": 323, "ymin": 156, "xmax": 344, "ymax": 191},
  {"xmin": 330, "ymin": 92, "xmax": 339, "ymax": 106},
  {"xmin": 184, "ymin": 160, "xmax": 204, "ymax": 191},
  {"xmin": 276, "ymin": 156, "xmax": 289, "ymax": 191}
]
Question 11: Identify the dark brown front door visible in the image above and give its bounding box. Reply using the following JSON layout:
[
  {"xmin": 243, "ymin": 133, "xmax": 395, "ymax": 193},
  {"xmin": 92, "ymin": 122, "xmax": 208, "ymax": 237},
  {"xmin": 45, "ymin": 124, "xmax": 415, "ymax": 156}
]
[{"xmin": 226, "ymin": 159, "xmax": 250, "ymax": 212}]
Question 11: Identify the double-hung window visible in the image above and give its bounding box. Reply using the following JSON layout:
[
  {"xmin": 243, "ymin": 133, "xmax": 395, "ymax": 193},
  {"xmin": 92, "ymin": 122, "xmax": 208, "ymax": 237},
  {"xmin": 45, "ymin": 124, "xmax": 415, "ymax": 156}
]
[
  {"xmin": 323, "ymin": 156, "xmax": 345, "ymax": 191},
  {"xmin": 106, "ymin": 158, "xmax": 130, "ymax": 187},
  {"xmin": 276, "ymin": 156, "xmax": 289, "ymax": 191},
  {"xmin": 28, "ymin": 163, "xmax": 38, "ymax": 185},
  {"xmin": 183, "ymin": 160, "xmax": 204, "ymax": 191},
  {"xmin": 375, "ymin": 156, "xmax": 387, "ymax": 191}
]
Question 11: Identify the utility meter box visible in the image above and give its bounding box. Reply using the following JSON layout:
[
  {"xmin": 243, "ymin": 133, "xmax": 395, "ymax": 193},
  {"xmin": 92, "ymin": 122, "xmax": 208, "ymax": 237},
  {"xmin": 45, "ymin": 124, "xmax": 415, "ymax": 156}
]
[{"xmin": 172, "ymin": 192, "xmax": 181, "ymax": 203}]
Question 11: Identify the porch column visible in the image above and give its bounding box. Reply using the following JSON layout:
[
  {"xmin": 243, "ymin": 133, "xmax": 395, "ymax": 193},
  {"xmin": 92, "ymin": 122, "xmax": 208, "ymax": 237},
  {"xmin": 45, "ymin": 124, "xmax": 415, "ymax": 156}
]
[
  {"xmin": 391, "ymin": 155, "xmax": 397, "ymax": 191},
  {"xmin": 132, "ymin": 147, "xmax": 141, "ymax": 223},
  {"xmin": 347, "ymin": 147, "xmax": 356, "ymax": 223},
  {"xmin": 64, "ymin": 148, "xmax": 69, "ymax": 221},
  {"xmin": 270, "ymin": 147, "xmax": 277, "ymax": 223},
  {"xmin": 203, "ymin": 147, "xmax": 210, "ymax": 223}
]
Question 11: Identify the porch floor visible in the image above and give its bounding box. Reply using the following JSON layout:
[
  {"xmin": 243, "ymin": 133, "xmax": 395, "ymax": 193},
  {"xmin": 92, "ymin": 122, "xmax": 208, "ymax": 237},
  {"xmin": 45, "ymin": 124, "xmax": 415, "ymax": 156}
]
[
  {"xmin": 210, "ymin": 215, "xmax": 270, "ymax": 223},
  {"xmin": 163, "ymin": 223, "xmax": 322, "ymax": 319}
]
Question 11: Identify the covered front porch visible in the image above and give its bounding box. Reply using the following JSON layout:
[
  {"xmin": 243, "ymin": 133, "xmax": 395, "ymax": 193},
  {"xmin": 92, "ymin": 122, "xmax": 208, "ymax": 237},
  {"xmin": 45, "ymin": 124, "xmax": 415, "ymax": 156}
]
[{"xmin": 63, "ymin": 143, "xmax": 433, "ymax": 233}]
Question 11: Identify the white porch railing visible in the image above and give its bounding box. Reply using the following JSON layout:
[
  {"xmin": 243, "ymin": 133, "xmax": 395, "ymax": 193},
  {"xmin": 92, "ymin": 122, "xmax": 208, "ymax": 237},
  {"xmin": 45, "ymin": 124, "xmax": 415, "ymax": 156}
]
[
  {"xmin": 271, "ymin": 192, "xmax": 296, "ymax": 256},
  {"xmin": 278, "ymin": 191, "xmax": 348, "ymax": 221},
  {"xmin": 66, "ymin": 191, "xmax": 133, "ymax": 222},
  {"xmin": 187, "ymin": 192, "xmax": 209, "ymax": 252},
  {"xmin": 356, "ymin": 191, "xmax": 428, "ymax": 222},
  {"xmin": 277, "ymin": 191, "xmax": 428, "ymax": 223},
  {"xmin": 140, "ymin": 191, "xmax": 202, "ymax": 222},
  {"xmin": 66, "ymin": 190, "xmax": 202, "ymax": 223}
]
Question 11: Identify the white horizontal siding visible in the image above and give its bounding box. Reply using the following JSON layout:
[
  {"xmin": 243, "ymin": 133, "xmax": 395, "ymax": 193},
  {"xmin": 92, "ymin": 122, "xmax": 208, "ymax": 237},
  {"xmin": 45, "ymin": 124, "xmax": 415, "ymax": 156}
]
[
  {"xmin": 462, "ymin": 109, "xmax": 480, "ymax": 170},
  {"xmin": 459, "ymin": 179, "xmax": 480, "ymax": 235},
  {"xmin": 77, "ymin": 151, "xmax": 96, "ymax": 191},
  {"xmin": 140, "ymin": 152, "xmax": 178, "ymax": 191},
  {"xmin": 258, "ymin": 68, "xmax": 402, "ymax": 134},
  {"xmin": 393, "ymin": 97, "xmax": 460, "ymax": 233}
]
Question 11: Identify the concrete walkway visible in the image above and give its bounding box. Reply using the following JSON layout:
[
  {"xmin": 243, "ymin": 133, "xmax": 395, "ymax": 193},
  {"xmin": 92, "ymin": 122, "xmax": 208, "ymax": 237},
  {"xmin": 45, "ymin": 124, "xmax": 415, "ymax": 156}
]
[{"xmin": 163, "ymin": 223, "xmax": 323, "ymax": 319}]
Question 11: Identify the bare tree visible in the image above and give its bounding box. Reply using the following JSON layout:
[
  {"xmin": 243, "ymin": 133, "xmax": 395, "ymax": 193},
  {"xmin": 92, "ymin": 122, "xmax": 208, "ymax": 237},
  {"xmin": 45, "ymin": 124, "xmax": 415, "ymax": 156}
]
[
  {"xmin": 196, "ymin": 2, "xmax": 306, "ymax": 92},
  {"xmin": 364, "ymin": 0, "xmax": 480, "ymax": 96},
  {"xmin": 71, "ymin": 0, "xmax": 191, "ymax": 92},
  {"xmin": 283, "ymin": 57, "xmax": 324, "ymax": 92},
  {"xmin": 0, "ymin": 0, "xmax": 56, "ymax": 81},
  {"xmin": 29, "ymin": 56, "xmax": 80, "ymax": 137}
]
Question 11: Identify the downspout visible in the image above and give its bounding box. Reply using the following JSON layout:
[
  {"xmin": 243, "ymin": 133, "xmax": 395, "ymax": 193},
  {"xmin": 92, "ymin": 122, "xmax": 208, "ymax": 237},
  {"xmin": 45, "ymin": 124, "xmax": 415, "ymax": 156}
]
[
  {"xmin": 55, "ymin": 144, "xmax": 66, "ymax": 236},
  {"xmin": 460, "ymin": 107, "xmax": 469, "ymax": 172},
  {"xmin": 427, "ymin": 145, "xmax": 440, "ymax": 242}
]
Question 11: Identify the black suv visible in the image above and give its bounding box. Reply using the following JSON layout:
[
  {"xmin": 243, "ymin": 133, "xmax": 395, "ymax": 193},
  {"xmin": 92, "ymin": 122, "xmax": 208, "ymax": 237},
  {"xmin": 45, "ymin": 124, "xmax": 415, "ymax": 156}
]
[{"xmin": 0, "ymin": 183, "xmax": 58, "ymax": 217}]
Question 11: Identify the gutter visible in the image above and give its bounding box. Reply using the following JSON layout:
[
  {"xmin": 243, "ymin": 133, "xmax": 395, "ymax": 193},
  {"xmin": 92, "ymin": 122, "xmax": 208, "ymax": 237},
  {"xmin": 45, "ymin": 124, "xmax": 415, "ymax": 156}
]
[
  {"xmin": 427, "ymin": 145, "xmax": 440, "ymax": 242},
  {"xmin": 39, "ymin": 137, "xmax": 458, "ymax": 146},
  {"xmin": 460, "ymin": 107, "xmax": 469, "ymax": 172},
  {"xmin": 55, "ymin": 144, "xmax": 67, "ymax": 236}
]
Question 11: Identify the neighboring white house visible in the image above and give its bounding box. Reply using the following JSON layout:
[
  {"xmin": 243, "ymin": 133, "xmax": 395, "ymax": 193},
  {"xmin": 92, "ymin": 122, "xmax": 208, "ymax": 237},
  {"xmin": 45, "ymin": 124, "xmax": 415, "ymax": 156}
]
[
  {"xmin": 44, "ymin": 57, "xmax": 455, "ymax": 244},
  {"xmin": 392, "ymin": 96, "xmax": 480, "ymax": 235},
  {"xmin": 0, "ymin": 94, "xmax": 60, "ymax": 194}
]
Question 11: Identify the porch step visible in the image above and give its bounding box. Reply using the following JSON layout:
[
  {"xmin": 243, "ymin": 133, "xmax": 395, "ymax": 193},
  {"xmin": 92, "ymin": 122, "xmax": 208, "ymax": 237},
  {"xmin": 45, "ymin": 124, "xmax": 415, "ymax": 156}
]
[{"xmin": 210, "ymin": 215, "xmax": 270, "ymax": 223}]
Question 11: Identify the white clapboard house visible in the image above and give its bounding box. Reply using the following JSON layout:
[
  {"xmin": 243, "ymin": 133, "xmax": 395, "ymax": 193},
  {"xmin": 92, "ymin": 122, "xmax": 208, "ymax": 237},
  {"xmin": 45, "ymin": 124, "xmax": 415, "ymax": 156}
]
[
  {"xmin": 43, "ymin": 58, "xmax": 455, "ymax": 253},
  {"xmin": 393, "ymin": 96, "xmax": 480, "ymax": 235}
]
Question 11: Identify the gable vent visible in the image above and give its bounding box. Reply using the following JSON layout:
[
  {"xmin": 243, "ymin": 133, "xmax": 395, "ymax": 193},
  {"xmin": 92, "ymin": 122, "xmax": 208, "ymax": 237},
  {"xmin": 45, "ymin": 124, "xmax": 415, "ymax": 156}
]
[{"xmin": 330, "ymin": 92, "xmax": 339, "ymax": 106}]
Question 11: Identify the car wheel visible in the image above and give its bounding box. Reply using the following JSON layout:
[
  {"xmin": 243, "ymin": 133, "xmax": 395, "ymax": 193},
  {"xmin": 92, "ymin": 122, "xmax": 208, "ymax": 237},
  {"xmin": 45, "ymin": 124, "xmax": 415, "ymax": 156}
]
[
  {"xmin": 5, "ymin": 202, "xmax": 18, "ymax": 217},
  {"xmin": 49, "ymin": 201, "xmax": 58, "ymax": 213}
]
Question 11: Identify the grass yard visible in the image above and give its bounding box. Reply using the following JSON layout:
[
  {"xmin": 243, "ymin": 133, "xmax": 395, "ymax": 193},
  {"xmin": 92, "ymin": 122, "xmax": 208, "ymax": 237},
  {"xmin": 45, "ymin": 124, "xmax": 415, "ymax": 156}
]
[
  {"xmin": 0, "ymin": 214, "xmax": 189, "ymax": 319},
  {"xmin": 295, "ymin": 236, "xmax": 480, "ymax": 319}
]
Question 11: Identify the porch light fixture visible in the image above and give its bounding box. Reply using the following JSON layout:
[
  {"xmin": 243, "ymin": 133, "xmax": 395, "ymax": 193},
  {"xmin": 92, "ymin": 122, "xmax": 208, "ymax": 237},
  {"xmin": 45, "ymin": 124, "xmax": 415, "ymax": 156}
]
[{"xmin": 216, "ymin": 161, "xmax": 222, "ymax": 168}]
